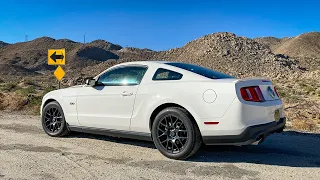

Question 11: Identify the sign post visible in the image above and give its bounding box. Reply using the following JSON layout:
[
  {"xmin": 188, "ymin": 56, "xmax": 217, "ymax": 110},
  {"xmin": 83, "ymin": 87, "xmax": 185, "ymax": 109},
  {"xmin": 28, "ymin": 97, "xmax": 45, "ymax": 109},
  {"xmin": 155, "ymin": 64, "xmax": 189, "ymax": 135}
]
[{"xmin": 48, "ymin": 49, "xmax": 66, "ymax": 89}]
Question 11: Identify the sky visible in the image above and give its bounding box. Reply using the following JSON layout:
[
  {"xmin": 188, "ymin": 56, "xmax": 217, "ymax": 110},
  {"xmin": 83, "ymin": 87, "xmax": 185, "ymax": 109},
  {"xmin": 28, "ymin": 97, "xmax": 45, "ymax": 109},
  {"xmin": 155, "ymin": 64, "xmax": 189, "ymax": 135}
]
[{"xmin": 0, "ymin": 0, "xmax": 319, "ymax": 50}]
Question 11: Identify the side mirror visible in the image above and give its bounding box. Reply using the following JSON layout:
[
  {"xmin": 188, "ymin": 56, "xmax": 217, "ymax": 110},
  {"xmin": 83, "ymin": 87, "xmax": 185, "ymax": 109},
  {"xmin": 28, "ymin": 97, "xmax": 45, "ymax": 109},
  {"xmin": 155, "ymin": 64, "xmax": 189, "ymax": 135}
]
[{"xmin": 85, "ymin": 78, "xmax": 96, "ymax": 86}]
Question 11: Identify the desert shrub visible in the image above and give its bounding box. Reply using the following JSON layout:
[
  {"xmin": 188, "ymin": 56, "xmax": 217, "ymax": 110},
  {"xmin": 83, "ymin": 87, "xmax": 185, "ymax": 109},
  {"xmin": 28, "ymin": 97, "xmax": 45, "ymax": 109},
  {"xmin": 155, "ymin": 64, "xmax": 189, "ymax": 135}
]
[
  {"xmin": 315, "ymin": 88, "xmax": 320, "ymax": 96},
  {"xmin": 0, "ymin": 93, "xmax": 5, "ymax": 110},
  {"xmin": 15, "ymin": 86, "xmax": 36, "ymax": 96},
  {"xmin": 298, "ymin": 82, "xmax": 307, "ymax": 87},
  {"xmin": 28, "ymin": 94, "xmax": 42, "ymax": 106},
  {"xmin": 0, "ymin": 83, "xmax": 19, "ymax": 92},
  {"xmin": 303, "ymin": 85, "xmax": 315, "ymax": 94},
  {"xmin": 23, "ymin": 79, "xmax": 36, "ymax": 86},
  {"xmin": 43, "ymin": 86, "xmax": 56, "ymax": 94},
  {"xmin": 276, "ymin": 87, "xmax": 288, "ymax": 97}
]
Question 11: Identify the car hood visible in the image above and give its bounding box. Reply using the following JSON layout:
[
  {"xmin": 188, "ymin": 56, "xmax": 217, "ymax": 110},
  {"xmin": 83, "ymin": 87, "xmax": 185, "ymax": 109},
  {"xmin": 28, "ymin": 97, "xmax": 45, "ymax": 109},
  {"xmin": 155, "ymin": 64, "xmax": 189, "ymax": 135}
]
[
  {"xmin": 68, "ymin": 85, "xmax": 85, "ymax": 88},
  {"xmin": 43, "ymin": 85, "xmax": 82, "ymax": 99}
]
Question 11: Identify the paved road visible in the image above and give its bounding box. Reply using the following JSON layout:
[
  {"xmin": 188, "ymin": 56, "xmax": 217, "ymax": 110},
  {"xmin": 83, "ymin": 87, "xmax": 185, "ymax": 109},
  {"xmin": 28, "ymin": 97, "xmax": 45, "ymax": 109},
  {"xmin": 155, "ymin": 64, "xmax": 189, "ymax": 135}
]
[{"xmin": 0, "ymin": 113, "xmax": 319, "ymax": 180}]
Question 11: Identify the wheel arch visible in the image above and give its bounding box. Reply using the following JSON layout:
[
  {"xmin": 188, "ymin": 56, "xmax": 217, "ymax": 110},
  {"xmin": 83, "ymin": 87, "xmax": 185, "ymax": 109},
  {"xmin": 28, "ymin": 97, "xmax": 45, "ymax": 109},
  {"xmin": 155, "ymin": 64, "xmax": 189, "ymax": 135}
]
[
  {"xmin": 41, "ymin": 98, "xmax": 70, "ymax": 137},
  {"xmin": 149, "ymin": 103, "xmax": 202, "ymax": 135},
  {"xmin": 41, "ymin": 98, "xmax": 58, "ymax": 115},
  {"xmin": 43, "ymin": 98, "xmax": 57, "ymax": 107}
]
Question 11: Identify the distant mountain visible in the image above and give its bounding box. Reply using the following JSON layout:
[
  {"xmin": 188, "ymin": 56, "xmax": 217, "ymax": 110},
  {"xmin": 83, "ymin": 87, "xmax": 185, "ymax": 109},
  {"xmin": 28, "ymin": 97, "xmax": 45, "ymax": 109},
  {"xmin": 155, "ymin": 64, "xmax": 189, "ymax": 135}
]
[
  {"xmin": 88, "ymin": 40, "xmax": 123, "ymax": 50},
  {"xmin": 0, "ymin": 41, "xmax": 9, "ymax": 48},
  {"xmin": 274, "ymin": 32, "xmax": 320, "ymax": 58},
  {"xmin": 253, "ymin": 37, "xmax": 284, "ymax": 51},
  {"xmin": 0, "ymin": 37, "xmax": 81, "ymax": 71},
  {"xmin": 254, "ymin": 32, "xmax": 320, "ymax": 58},
  {"xmin": 0, "ymin": 37, "xmax": 155, "ymax": 74},
  {"xmin": 154, "ymin": 32, "xmax": 302, "ymax": 78}
]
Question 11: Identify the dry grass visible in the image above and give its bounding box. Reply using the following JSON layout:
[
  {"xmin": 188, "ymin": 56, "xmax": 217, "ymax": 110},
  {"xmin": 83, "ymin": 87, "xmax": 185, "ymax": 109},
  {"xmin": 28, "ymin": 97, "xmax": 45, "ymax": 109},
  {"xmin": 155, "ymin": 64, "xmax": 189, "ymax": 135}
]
[
  {"xmin": 292, "ymin": 119, "xmax": 317, "ymax": 131},
  {"xmin": 0, "ymin": 77, "xmax": 58, "ymax": 113},
  {"xmin": 276, "ymin": 74, "xmax": 320, "ymax": 132},
  {"xmin": 0, "ymin": 92, "xmax": 27, "ymax": 111}
]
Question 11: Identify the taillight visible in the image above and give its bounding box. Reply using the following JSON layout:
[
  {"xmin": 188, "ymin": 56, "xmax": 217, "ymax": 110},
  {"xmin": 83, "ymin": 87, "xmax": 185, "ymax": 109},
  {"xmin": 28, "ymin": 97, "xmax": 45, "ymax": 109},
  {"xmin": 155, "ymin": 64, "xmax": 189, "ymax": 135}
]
[
  {"xmin": 240, "ymin": 86, "xmax": 265, "ymax": 102},
  {"xmin": 274, "ymin": 87, "xmax": 280, "ymax": 98}
]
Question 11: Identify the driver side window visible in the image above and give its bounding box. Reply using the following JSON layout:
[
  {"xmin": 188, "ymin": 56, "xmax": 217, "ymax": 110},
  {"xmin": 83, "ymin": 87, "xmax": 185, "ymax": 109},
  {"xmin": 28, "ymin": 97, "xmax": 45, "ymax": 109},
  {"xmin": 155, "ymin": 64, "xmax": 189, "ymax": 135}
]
[{"xmin": 97, "ymin": 66, "xmax": 148, "ymax": 86}]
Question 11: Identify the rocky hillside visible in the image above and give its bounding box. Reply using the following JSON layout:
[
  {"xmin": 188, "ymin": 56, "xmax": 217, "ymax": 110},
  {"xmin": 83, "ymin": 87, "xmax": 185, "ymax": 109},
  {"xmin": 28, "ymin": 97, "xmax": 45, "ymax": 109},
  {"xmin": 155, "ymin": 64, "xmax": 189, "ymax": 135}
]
[
  {"xmin": 0, "ymin": 37, "xmax": 80, "ymax": 71},
  {"xmin": 0, "ymin": 64, "xmax": 39, "ymax": 76},
  {"xmin": 253, "ymin": 37, "xmax": 285, "ymax": 51},
  {"xmin": 0, "ymin": 37, "xmax": 154, "ymax": 74},
  {"xmin": 154, "ymin": 32, "xmax": 304, "ymax": 78}
]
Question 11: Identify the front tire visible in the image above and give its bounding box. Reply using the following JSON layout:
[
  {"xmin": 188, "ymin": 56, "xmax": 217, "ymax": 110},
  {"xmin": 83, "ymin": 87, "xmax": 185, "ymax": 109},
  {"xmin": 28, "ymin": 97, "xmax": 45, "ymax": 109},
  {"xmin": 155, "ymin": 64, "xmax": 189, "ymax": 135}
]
[
  {"xmin": 41, "ymin": 101, "xmax": 69, "ymax": 137},
  {"xmin": 151, "ymin": 107, "xmax": 202, "ymax": 160}
]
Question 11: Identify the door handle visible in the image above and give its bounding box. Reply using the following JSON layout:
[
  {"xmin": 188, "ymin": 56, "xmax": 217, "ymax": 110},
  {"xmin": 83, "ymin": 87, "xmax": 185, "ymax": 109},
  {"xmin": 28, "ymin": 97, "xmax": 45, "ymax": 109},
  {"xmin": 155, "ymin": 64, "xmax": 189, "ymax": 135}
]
[{"xmin": 121, "ymin": 91, "xmax": 133, "ymax": 96}]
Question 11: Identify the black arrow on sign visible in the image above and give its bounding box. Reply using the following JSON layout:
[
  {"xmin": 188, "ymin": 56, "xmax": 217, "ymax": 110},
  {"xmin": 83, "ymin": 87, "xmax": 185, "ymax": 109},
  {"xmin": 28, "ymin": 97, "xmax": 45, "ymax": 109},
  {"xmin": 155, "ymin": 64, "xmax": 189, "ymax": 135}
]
[{"xmin": 50, "ymin": 51, "xmax": 64, "ymax": 62}]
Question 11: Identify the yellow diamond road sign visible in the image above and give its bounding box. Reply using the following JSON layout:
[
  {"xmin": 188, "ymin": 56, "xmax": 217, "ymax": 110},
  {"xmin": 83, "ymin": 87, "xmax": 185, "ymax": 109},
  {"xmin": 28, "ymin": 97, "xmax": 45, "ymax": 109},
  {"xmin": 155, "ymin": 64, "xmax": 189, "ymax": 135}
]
[
  {"xmin": 48, "ymin": 49, "xmax": 66, "ymax": 82},
  {"xmin": 48, "ymin": 49, "xmax": 65, "ymax": 65},
  {"xmin": 54, "ymin": 66, "xmax": 65, "ymax": 81}
]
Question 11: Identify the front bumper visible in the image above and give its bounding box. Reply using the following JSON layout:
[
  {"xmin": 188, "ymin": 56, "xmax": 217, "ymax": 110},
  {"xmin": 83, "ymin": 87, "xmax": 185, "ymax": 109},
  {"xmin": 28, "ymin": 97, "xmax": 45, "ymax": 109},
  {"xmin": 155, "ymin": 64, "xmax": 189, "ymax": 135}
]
[{"xmin": 202, "ymin": 117, "xmax": 286, "ymax": 145}]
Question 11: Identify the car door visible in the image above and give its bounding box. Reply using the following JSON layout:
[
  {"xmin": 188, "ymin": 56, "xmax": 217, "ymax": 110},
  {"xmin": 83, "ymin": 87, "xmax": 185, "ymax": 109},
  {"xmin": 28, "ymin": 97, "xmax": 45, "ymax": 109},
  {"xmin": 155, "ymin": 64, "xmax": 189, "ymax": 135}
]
[{"xmin": 76, "ymin": 65, "xmax": 148, "ymax": 131}]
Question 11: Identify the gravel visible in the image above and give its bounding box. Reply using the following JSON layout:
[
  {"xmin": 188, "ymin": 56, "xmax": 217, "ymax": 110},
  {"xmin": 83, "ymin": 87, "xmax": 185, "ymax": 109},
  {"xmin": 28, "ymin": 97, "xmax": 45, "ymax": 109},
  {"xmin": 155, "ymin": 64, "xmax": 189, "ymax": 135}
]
[{"xmin": 0, "ymin": 112, "xmax": 319, "ymax": 180}]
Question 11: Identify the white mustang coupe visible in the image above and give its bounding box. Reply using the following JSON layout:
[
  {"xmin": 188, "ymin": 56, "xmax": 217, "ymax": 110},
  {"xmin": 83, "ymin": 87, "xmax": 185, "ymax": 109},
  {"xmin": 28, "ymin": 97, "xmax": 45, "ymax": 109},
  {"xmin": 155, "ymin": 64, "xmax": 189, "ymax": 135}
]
[{"xmin": 41, "ymin": 61, "xmax": 286, "ymax": 159}]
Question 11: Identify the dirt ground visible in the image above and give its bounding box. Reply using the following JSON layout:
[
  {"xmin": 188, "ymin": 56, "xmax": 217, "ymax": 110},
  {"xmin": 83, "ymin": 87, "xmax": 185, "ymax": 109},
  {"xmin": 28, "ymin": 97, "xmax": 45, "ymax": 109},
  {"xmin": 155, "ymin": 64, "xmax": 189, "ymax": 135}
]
[{"xmin": 0, "ymin": 112, "xmax": 319, "ymax": 180}]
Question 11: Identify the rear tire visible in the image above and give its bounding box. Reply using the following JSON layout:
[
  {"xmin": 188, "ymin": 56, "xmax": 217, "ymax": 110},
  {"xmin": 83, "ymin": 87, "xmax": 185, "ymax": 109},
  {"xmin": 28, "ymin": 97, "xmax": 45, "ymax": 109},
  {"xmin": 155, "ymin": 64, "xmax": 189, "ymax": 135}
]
[
  {"xmin": 151, "ymin": 107, "xmax": 202, "ymax": 160},
  {"xmin": 41, "ymin": 101, "xmax": 69, "ymax": 137}
]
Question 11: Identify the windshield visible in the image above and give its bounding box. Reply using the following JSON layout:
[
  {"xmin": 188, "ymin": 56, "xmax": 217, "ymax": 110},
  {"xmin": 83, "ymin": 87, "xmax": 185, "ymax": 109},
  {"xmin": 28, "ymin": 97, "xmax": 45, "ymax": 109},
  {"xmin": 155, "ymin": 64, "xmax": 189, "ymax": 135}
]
[{"xmin": 165, "ymin": 62, "xmax": 235, "ymax": 79}]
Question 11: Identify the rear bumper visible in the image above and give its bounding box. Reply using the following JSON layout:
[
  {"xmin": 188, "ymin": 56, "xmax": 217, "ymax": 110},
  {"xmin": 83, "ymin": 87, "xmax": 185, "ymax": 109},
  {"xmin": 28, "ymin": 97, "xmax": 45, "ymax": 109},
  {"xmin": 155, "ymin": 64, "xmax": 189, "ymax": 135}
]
[{"xmin": 202, "ymin": 117, "xmax": 286, "ymax": 145}]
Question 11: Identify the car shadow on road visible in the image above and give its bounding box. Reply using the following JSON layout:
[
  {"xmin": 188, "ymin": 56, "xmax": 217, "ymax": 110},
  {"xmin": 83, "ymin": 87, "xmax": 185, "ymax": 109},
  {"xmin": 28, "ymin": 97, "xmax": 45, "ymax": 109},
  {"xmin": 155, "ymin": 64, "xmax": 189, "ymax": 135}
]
[
  {"xmin": 191, "ymin": 131, "xmax": 320, "ymax": 168},
  {"xmin": 67, "ymin": 131, "xmax": 320, "ymax": 168},
  {"xmin": 67, "ymin": 132, "xmax": 157, "ymax": 149}
]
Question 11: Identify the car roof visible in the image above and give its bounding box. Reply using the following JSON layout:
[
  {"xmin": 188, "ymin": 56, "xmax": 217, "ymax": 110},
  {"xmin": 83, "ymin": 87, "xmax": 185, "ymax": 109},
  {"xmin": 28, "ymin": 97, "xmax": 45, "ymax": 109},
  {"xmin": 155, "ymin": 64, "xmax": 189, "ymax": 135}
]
[
  {"xmin": 95, "ymin": 60, "xmax": 235, "ymax": 81},
  {"xmin": 94, "ymin": 61, "xmax": 173, "ymax": 79},
  {"xmin": 117, "ymin": 60, "xmax": 170, "ymax": 66},
  {"xmin": 94, "ymin": 60, "xmax": 200, "ymax": 79}
]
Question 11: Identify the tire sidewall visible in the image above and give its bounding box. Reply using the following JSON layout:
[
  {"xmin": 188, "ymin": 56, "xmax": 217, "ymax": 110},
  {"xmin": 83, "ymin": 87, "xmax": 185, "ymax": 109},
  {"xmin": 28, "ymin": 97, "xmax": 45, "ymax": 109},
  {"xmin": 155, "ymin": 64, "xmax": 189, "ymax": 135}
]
[
  {"xmin": 41, "ymin": 101, "xmax": 67, "ymax": 136},
  {"xmin": 152, "ymin": 108, "xmax": 196, "ymax": 159}
]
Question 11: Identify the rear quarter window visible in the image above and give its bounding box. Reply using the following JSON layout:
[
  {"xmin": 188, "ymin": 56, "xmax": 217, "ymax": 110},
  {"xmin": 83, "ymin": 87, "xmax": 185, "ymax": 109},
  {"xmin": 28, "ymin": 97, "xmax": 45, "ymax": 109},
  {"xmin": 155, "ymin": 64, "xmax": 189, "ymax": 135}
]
[
  {"xmin": 166, "ymin": 62, "xmax": 234, "ymax": 79},
  {"xmin": 152, "ymin": 68, "xmax": 183, "ymax": 80}
]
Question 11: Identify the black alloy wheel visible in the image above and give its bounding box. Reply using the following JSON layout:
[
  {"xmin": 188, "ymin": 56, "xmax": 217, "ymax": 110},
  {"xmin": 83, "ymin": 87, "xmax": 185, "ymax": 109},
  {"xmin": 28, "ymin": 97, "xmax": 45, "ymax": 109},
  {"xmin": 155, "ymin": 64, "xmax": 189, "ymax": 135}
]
[
  {"xmin": 152, "ymin": 107, "xmax": 202, "ymax": 160},
  {"xmin": 41, "ymin": 101, "xmax": 69, "ymax": 137},
  {"xmin": 157, "ymin": 114, "xmax": 189, "ymax": 154},
  {"xmin": 44, "ymin": 107, "xmax": 63, "ymax": 133}
]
